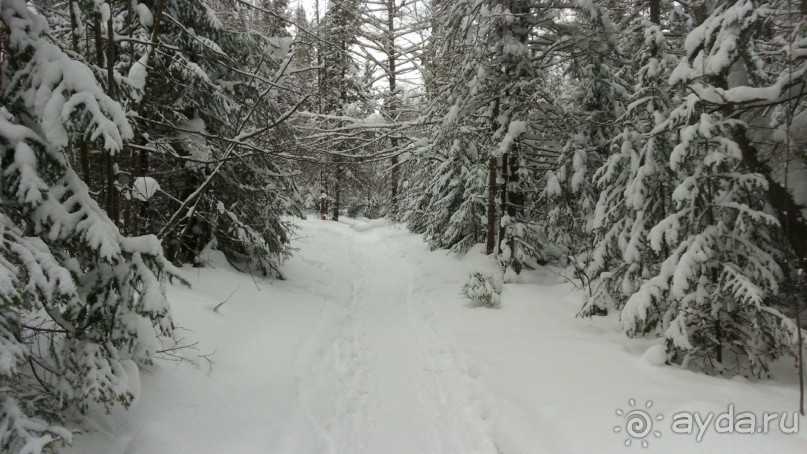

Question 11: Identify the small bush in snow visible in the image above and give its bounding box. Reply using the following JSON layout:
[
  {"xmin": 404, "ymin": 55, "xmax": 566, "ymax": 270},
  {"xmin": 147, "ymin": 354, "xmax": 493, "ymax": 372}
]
[{"xmin": 462, "ymin": 272, "xmax": 503, "ymax": 307}]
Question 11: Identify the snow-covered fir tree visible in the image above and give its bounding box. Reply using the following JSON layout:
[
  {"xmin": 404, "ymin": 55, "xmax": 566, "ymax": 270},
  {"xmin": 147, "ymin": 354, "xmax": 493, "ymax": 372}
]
[
  {"xmin": 543, "ymin": 0, "xmax": 626, "ymax": 290},
  {"xmin": 581, "ymin": 0, "xmax": 690, "ymax": 316},
  {"xmin": 647, "ymin": 0, "xmax": 806, "ymax": 376},
  {"xmin": 419, "ymin": 0, "xmax": 540, "ymax": 261},
  {"xmin": 314, "ymin": 0, "xmax": 365, "ymax": 221},
  {"xmin": 586, "ymin": 0, "xmax": 806, "ymax": 377},
  {"xmin": 122, "ymin": 0, "xmax": 303, "ymax": 275},
  {"xmin": 1, "ymin": 1, "xmax": 181, "ymax": 449}
]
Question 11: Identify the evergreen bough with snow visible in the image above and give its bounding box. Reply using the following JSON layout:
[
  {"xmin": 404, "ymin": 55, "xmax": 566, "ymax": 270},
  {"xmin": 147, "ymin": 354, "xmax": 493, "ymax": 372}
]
[
  {"xmin": 462, "ymin": 271, "xmax": 503, "ymax": 308},
  {"xmin": 1, "ymin": 1, "xmax": 181, "ymax": 450}
]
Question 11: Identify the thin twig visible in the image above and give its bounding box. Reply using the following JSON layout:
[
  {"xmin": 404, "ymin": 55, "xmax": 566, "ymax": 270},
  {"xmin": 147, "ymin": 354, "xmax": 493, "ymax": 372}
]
[{"xmin": 213, "ymin": 288, "xmax": 238, "ymax": 313}]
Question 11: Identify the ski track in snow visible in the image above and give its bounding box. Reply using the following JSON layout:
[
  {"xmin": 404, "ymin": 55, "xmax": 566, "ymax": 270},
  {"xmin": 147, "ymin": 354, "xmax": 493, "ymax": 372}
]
[{"xmin": 283, "ymin": 221, "xmax": 495, "ymax": 454}]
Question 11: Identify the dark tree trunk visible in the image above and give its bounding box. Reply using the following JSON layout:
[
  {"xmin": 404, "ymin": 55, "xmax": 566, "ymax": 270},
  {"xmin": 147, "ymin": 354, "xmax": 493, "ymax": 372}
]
[
  {"xmin": 68, "ymin": 2, "xmax": 80, "ymax": 51},
  {"xmin": 333, "ymin": 161, "xmax": 341, "ymax": 221},
  {"xmin": 507, "ymin": 153, "xmax": 522, "ymax": 272},
  {"xmin": 92, "ymin": 14, "xmax": 107, "ymax": 207},
  {"xmin": 390, "ymin": 153, "xmax": 399, "ymax": 215},
  {"xmin": 93, "ymin": 16, "xmax": 104, "ymax": 68},
  {"xmin": 486, "ymin": 157, "xmax": 497, "ymax": 255},
  {"xmin": 387, "ymin": 0, "xmax": 400, "ymax": 216},
  {"xmin": 498, "ymin": 152, "xmax": 509, "ymax": 253},
  {"xmin": 138, "ymin": 144, "xmax": 150, "ymax": 234},
  {"xmin": 79, "ymin": 139, "xmax": 90, "ymax": 182},
  {"xmin": 649, "ymin": 0, "xmax": 660, "ymax": 25},
  {"xmin": 487, "ymin": 96, "xmax": 502, "ymax": 255},
  {"xmin": 105, "ymin": 3, "xmax": 119, "ymax": 224}
]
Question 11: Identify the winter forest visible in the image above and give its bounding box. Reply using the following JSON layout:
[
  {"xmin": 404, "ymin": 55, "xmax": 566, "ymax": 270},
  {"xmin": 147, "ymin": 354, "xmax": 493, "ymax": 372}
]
[{"xmin": 1, "ymin": 0, "xmax": 806, "ymax": 452}]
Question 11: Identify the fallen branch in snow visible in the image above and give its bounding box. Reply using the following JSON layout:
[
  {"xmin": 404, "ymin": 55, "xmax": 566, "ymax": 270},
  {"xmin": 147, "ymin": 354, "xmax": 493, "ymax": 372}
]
[
  {"xmin": 156, "ymin": 336, "xmax": 216, "ymax": 375},
  {"xmin": 213, "ymin": 289, "xmax": 238, "ymax": 313},
  {"xmin": 157, "ymin": 341, "xmax": 200, "ymax": 354},
  {"xmin": 199, "ymin": 351, "xmax": 215, "ymax": 376}
]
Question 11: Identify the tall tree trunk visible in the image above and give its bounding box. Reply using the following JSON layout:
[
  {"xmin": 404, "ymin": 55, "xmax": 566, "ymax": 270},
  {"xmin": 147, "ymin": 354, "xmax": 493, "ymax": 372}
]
[
  {"xmin": 68, "ymin": 6, "xmax": 90, "ymax": 182},
  {"xmin": 319, "ymin": 170, "xmax": 328, "ymax": 220},
  {"xmin": 93, "ymin": 16, "xmax": 104, "ymax": 68},
  {"xmin": 131, "ymin": 0, "xmax": 164, "ymax": 234},
  {"xmin": 331, "ymin": 25, "xmax": 349, "ymax": 223},
  {"xmin": 91, "ymin": 14, "xmax": 105, "ymax": 202},
  {"xmin": 390, "ymin": 153, "xmax": 399, "ymax": 215},
  {"xmin": 649, "ymin": 0, "xmax": 660, "ymax": 25},
  {"xmin": 333, "ymin": 161, "xmax": 341, "ymax": 221},
  {"xmin": 486, "ymin": 157, "xmax": 497, "ymax": 255},
  {"xmin": 68, "ymin": 2, "xmax": 80, "ymax": 51},
  {"xmin": 138, "ymin": 141, "xmax": 151, "ymax": 234},
  {"xmin": 498, "ymin": 152, "xmax": 509, "ymax": 254},
  {"xmin": 96, "ymin": 7, "xmax": 112, "ymax": 219},
  {"xmin": 386, "ymin": 0, "xmax": 399, "ymax": 216},
  {"xmin": 79, "ymin": 139, "xmax": 90, "ymax": 182},
  {"xmin": 507, "ymin": 153, "xmax": 522, "ymax": 272},
  {"xmin": 487, "ymin": 96, "xmax": 501, "ymax": 255},
  {"xmin": 105, "ymin": 2, "xmax": 119, "ymax": 224},
  {"xmin": 106, "ymin": 11, "xmax": 115, "ymax": 108}
]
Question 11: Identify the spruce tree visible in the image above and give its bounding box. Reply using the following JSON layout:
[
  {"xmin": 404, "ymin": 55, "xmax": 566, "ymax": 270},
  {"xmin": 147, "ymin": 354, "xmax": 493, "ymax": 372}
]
[
  {"xmin": 1, "ymin": 1, "xmax": 180, "ymax": 449},
  {"xmin": 544, "ymin": 1, "xmax": 626, "ymax": 291},
  {"xmin": 124, "ymin": 0, "xmax": 303, "ymax": 274},
  {"xmin": 581, "ymin": 1, "xmax": 690, "ymax": 316},
  {"xmin": 597, "ymin": 0, "xmax": 806, "ymax": 376}
]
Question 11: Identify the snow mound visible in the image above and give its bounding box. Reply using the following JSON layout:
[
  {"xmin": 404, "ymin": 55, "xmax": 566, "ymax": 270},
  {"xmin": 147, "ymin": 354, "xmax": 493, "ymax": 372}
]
[
  {"xmin": 340, "ymin": 217, "xmax": 390, "ymax": 232},
  {"xmin": 643, "ymin": 343, "xmax": 667, "ymax": 366}
]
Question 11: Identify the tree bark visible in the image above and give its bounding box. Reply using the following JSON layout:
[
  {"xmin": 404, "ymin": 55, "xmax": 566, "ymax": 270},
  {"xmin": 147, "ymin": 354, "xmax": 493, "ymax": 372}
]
[
  {"xmin": 68, "ymin": 2, "xmax": 80, "ymax": 51},
  {"xmin": 90, "ymin": 13, "xmax": 106, "ymax": 203},
  {"xmin": 131, "ymin": 0, "xmax": 165, "ymax": 234},
  {"xmin": 105, "ymin": 2, "xmax": 119, "ymax": 224},
  {"xmin": 507, "ymin": 153, "xmax": 522, "ymax": 272},
  {"xmin": 487, "ymin": 95, "xmax": 502, "ymax": 255},
  {"xmin": 387, "ymin": 0, "xmax": 399, "ymax": 216},
  {"xmin": 333, "ymin": 161, "xmax": 341, "ymax": 221},
  {"xmin": 390, "ymin": 153, "xmax": 399, "ymax": 214},
  {"xmin": 486, "ymin": 157, "xmax": 497, "ymax": 255},
  {"xmin": 649, "ymin": 0, "xmax": 660, "ymax": 25},
  {"xmin": 138, "ymin": 140, "xmax": 151, "ymax": 234},
  {"xmin": 93, "ymin": 16, "xmax": 104, "ymax": 68},
  {"xmin": 79, "ymin": 139, "xmax": 90, "ymax": 182},
  {"xmin": 498, "ymin": 152, "xmax": 509, "ymax": 254}
]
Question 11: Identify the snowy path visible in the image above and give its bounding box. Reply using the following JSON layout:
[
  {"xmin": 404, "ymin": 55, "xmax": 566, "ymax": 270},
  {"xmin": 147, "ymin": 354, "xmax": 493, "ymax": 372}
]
[
  {"xmin": 280, "ymin": 221, "xmax": 494, "ymax": 454},
  {"xmin": 67, "ymin": 217, "xmax": 806, "ymax": 454}
]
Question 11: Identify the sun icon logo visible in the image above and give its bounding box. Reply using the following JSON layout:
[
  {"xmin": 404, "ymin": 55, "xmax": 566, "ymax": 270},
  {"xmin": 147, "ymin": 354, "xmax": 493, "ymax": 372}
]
[{"xmin": 614, "ymin": 399, "xmax": 663, "ymax": 448}]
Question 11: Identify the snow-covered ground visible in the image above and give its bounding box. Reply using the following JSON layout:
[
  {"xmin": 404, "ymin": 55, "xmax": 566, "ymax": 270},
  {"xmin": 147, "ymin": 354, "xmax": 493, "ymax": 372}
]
[{"xmin": 67, "ymin": 217, "xmax": 806, "ymax": 453}]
